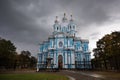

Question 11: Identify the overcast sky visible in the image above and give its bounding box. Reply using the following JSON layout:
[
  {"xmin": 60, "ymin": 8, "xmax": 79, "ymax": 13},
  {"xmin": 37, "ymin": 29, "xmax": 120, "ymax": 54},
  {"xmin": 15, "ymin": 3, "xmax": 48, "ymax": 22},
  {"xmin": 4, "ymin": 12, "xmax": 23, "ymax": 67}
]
[{"xmin": 0, "ymin": 0, "xmax": 120, "ymax": 58}]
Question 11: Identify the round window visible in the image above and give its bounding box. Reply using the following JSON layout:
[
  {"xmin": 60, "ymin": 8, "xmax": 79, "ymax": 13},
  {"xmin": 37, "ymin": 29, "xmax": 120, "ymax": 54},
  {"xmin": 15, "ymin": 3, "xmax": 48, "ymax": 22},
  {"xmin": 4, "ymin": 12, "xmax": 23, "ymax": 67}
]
[{"xmin": 59, "ymin": 41, "xmax": 63, "ymax": 47}]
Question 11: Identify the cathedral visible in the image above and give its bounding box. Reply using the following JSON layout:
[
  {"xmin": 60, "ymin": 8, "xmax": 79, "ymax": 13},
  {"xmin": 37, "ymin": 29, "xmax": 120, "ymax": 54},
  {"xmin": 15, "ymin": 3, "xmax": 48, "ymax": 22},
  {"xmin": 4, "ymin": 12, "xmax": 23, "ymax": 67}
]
[{"xmin": 37, "ymin": 13, "xmax": 91, "ymax": 71}]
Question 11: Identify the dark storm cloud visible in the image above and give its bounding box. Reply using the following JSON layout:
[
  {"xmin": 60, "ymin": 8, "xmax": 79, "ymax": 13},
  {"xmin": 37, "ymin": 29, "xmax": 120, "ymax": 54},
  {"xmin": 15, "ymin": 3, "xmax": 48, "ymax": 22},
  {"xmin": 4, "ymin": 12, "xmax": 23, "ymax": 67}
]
[
  {"xmin": 0, "ymin": 0, "xmax": 50, "ymax": 44},
  {"xmin": 62, "ymin": 0, "xmax": 117, "ymax": 25},
  {"xmin": 0, "ymin": 0, "xmax": 120, "ymax": 56}
]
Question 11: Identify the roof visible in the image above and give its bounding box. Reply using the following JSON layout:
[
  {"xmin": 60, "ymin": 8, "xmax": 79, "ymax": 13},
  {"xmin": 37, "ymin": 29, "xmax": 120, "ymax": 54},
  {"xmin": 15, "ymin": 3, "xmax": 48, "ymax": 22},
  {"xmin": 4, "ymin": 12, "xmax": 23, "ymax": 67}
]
[
  {"xmin": 48, "ymin": 35, "xmax": 54, "ymax": 39},
  {"xmin": 81, "ymin": 39, "xmax": 89, "ymax": 42},
  {"xmin": 74, "ymin": 37, "xmax": 81, "ymax": 41},
  {"xmin": 74, "ymin": 37, "xmax": 89, "ymax": 42}
]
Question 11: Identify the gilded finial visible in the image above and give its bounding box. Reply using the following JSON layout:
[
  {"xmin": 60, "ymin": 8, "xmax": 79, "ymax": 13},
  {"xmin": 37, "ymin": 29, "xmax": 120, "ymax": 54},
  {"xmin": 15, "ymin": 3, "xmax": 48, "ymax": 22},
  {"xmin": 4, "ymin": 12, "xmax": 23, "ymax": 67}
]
[
  {"xmin": 70, "ymin": 14, "xmax": 73, "ymax": 22},
  {"xmin": 56, "ymin": 16, "xmax": 58, "ymax": 20},
  {"xmin": 64, "ymin": 13, "xmax": 66, "ymax": 17},
  {"xmin": 71, "ymin": 15, "xmax": 72, "ymax": 19}
]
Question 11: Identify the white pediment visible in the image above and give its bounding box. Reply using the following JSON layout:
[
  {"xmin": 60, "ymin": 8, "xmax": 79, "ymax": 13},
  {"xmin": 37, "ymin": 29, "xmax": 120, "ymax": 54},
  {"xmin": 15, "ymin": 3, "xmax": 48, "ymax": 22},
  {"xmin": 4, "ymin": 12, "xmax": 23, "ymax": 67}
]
[{"xmin": 58, "ymin": 34, "xmax": 64, "ymax": 37}]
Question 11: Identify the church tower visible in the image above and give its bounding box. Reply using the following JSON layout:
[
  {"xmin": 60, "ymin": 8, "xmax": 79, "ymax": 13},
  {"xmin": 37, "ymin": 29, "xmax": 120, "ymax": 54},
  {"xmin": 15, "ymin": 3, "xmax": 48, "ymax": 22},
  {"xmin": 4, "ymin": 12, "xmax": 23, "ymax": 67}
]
[
  {"xmin": 68, "ymin": 15, "xmax": 76, "ymax": 36},
  {"xmin": 53, "ymin": 16, "xmax": 61, "ymax": 33}
]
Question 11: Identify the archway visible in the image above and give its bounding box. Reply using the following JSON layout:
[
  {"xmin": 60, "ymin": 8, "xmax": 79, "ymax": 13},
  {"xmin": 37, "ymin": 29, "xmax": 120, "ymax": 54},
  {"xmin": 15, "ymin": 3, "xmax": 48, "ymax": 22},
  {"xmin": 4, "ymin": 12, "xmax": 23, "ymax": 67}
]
[{"xmin": 58, "ymin": 55, "xmax": 63, "ymax": 69}]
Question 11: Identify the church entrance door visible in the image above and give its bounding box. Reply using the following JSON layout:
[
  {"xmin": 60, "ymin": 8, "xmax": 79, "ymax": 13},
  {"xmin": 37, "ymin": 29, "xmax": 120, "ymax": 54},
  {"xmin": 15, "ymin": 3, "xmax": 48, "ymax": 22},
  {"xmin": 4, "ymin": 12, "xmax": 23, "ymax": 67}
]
[{"xmin": 58, "ymin": 55, "xmax": 63, "ymax": 69}]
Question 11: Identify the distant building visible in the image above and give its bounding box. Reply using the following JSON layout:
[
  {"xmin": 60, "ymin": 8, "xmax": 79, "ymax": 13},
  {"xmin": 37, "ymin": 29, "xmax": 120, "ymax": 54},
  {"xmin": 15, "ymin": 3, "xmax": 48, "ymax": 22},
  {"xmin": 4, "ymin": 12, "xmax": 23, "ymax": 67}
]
[{"xmin": 37, "ymin": 13, "xmax": 91, "ymax": 71}]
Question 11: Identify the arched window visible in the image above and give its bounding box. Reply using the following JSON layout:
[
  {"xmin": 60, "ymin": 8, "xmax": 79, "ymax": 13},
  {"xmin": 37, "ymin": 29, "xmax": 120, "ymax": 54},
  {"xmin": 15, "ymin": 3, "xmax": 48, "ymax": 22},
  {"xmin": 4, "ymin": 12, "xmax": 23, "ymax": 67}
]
[
  {"xmin": 70, "ymin": 26, "xmax": 71, "ymax": 29},
  {"xmin": 68, "ymin": 26, "xmax": 69, "ymax": 29},
  {"xmin": 73, "ymin": 26, "xmax": 75, "ymax": 29},
  {"xmin": 57, "ymin": 27, "xmax": 58, "ymax": 30}
]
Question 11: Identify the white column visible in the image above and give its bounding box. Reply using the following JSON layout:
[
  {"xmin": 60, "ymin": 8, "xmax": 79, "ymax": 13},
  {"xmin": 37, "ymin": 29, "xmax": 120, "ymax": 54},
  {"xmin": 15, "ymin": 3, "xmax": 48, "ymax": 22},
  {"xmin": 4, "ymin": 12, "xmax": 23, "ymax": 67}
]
[
  {"xmin": 42, "ymin": 54, "xmax": 44, "ymax": 62},
  {"xmin": 71, "ymin": 52, "xmax": 75, "ymax": 68},
  {"xmin": 56, "ymin": 52, "xmax": 58, "ymax": 68},
  {"xmin": 65, "ymin": 52, "xmax": 67, "ymax": 68},
  {"xmin": 54, "ymin": 53, "xmax": 56, "ymax": 68},
  {"xmin": 62, "ymin": 53, "xmax": 64, "ymax": 68}
]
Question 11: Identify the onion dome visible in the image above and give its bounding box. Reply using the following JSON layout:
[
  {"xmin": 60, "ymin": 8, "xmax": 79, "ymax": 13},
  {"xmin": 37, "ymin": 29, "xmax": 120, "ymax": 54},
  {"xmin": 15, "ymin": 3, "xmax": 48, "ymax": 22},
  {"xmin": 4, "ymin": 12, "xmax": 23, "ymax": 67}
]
[
  {"xmin": 54, "ymin": 16, "xmax": 59, "ymax": 24},
  {"xmin": 70, "ymin": 15, "xmax": 73, "ymax": 22}
]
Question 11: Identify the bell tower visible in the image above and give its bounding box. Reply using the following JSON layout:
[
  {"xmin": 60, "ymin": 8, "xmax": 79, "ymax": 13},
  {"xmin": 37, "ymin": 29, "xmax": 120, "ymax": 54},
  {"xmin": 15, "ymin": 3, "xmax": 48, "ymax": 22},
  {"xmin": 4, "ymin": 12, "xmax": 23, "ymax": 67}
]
[
  {"xmin": 68, "ymin": 14, "xmax": 76, "ymax": 36},
  {"xmin": 53, "ymin": 16, "xmax": 61, "ymax": 34}
]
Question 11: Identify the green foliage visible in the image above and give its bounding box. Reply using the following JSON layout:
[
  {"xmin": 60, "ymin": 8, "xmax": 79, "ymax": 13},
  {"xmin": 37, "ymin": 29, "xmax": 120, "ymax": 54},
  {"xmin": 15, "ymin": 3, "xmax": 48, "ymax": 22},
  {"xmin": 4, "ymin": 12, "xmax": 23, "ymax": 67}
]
[
  {"xmin": 0, "ymin": 73, "xmax": 68, "ymax": 80},
  {"xmin": 0, "ymin": 38, "xmax": 16, "ymax": 69},
  {"xmin": 18, "ymin": 50, "xmax": 37, "ymax": 68},
  {"xmin": 0, "ymin": 37, "xmax": 37, "ymax": 70},
  {"xmin": 30, "ymin": 56, "xmax": 37, "ymax": 68},
  {"xmin": 92, "ymin": 31, "xmax": 120, "ymax": 70},
  {"xmin": 94, "ymin": 31, "xmax": 120, "ymax": 58}
]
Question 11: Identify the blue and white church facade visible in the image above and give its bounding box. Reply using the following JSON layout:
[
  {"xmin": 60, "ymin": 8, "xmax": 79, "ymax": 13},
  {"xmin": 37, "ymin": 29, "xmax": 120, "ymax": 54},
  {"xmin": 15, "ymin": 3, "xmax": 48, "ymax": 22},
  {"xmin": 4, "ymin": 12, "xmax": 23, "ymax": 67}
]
[{"xmin": 37, "ymin": 13, "xmax": 91, "ymax": 71}]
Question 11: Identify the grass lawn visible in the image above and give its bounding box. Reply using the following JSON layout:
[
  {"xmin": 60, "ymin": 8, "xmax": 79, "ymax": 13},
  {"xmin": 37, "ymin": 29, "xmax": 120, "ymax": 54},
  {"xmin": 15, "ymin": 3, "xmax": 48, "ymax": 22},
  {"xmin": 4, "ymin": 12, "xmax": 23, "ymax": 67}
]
[{"xmin": 0, "ymin": 73, "xmax": 69, "ymax": 80}]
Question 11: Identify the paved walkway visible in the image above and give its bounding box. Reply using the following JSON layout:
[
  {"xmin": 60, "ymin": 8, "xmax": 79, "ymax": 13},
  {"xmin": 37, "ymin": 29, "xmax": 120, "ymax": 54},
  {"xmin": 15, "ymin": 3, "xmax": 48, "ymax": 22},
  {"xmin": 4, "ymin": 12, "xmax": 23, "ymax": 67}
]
[{"xmin": 56, "ymin": 70, "xmax": 120, "ymax": 80}]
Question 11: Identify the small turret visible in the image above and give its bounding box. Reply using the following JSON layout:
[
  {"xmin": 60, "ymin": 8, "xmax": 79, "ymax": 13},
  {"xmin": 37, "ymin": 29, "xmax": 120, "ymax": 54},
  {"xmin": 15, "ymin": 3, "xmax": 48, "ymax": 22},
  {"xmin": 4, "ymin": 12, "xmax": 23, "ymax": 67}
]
[
  {"xmin": 53, "ymin": 16, "xmax": 61, "ymax": 33},
  {"xmin": 68, "ymin": 14, "xmax": 76, "ymax": 36},
  {"xmin": 70, "ymin": 15, "xmax": 73, "ymax": 22},
  {"xmin": 62, "ymin": 13, "xmax": 67, "ymax": 22},
  {"xmin": 54, "ymin": 16, "xmax": 59, "ymax": 24}
]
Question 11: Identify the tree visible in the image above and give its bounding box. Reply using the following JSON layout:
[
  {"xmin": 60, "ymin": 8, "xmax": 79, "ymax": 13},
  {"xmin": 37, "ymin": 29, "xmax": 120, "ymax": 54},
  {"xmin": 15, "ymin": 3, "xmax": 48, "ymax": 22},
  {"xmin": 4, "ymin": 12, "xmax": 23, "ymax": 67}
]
[
  {"xmin": 93, "ymin": 31, "xmax": 120, "ymax": 70},
  {"xmin": 19, "ymin": 50, "xmax": 31, "ymax": 68},
  {"xmin": 30, "ymin": 56, "xmax": 37, "ymax": 68},
  {"xmin": 0, "ymin": 37, "xmax": 37, "ymax": 70},
  {"xmin": 0, "ymin": 38, "xmax": 16, "ymax": 69}
]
